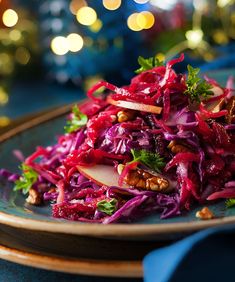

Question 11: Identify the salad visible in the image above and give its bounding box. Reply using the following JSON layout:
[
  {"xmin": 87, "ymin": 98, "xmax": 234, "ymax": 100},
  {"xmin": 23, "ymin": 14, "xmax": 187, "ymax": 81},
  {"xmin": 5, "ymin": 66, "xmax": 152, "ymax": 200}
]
[{"xmin": 1, "ymin": 54, "xmax": 235, "ymax": 223}]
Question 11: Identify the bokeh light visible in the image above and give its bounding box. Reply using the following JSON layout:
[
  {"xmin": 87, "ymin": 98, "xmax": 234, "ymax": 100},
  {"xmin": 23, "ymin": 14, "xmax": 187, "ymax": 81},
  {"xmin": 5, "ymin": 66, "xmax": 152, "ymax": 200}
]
[
  {"xmin": 0, "ymin": 116, "xmax": 10, "ymax": 127},
  {"xmin": 141, "ymin": 11, "xmax": 155, "ymax": 29},
  {"xmin": 51, "ymin": 36, "xmax": 69, "ymax": 55},
  {"xmin": 67, "ymin": 33, "xmax": 84, "ymax": 52},
  {"xmin": 89, "ymin": 19, "xmax": 103, "ymax": 32},
  {"xmin": 134, "ymin": 0, "xmax": 149, "ymax": 3},
  {"xmin": 0, "ymin": 87, "xmax": 9, "ymax": 105},
  {"xmin": 2, "ymin": 9, "xmax": 18, "ymax": 27},
  {"xmin": 102, "ymin": 0, "xmax": 122, "ymax": 10},
  {"xmin": 76, "ymin": 7, "xmax": 97, "ymax": 26},
  {"xmin": 185, "ymin": 29, "xmax": 204, "ymax": 48},
  {"xmin": 9, "ymin": 29, "xmax": 21, "ymax": 41},
  {"xmin": 15, "ymin": 47, "xmax": 31, "ymax": 65},
  {"xmin": 127, "ymin": 13, "xmax": 142, "ymax": 31},
  {"xmin": 69, "ymin": 0, "xmax": 87, "ymax": 15},
  {"xmin": 217, "ymin": 0, "xmax": 232, "ymax": 8}
]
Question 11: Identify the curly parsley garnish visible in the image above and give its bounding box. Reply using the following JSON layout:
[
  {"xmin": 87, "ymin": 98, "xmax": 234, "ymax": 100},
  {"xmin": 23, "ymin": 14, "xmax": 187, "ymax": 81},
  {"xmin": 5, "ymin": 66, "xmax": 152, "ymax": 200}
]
[
  {"xmin": 14, "ymin": 164, "xmax": 38, "ymax": 195},
  {"xmin": 130, "ymin": 149, "xmax": 165, "ymax": 173},
  {"xmin": 225, "ymin": 199, "xmax": 235, "ymax": 208},
  {"xmin": 135, "ymin": 56, "xmax": 164, "ymax": 74},
  {"xmin": 97, "ymin": 199, "xmax": 118, "ymax": 215},
  {"xmin": 64, "ymin": 105, "xmax": 88, "ymax": 133},
  {"xmin": 184, "ymin": 65, "xmax": 213, "ymax": 102}
]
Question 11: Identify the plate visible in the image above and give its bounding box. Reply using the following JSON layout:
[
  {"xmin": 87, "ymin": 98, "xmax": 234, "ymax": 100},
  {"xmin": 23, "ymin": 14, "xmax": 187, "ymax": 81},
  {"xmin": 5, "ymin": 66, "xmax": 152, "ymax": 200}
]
[
  {"xmin": 0, "ymin": 100, "xmax": 235, "ymax": 244},
  {"xmin": 0, "ymin": 243, "xmax": 142, "ymax": 278}
]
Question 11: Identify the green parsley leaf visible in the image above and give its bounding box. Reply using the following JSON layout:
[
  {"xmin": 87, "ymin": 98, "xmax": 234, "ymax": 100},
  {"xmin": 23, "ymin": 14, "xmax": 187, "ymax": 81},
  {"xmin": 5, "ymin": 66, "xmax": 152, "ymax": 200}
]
[
  {"xmin": 130, "ymin": 149, "xmax": 165, "ymax": 173},
  {"xmin": 225, "ymin": 199, "xmax": 235, "ymax": 208},
  {"xmin": 97, "ymin": 198, "xmax": 118, "ymax": 215},
  {"xmin": 64, "ymin": 105, "xmax": 88, "ymax": 133},
  {"xmin": 135, "ymin": 56, "xmax": 164, "ymax": 74},
  {"xmin": 184, "ymin": 65, "xmax": 213, "ymax": 102},
  {"xmin": 14, "ymin": 164, "xmax": 38, "ymax": 195}
]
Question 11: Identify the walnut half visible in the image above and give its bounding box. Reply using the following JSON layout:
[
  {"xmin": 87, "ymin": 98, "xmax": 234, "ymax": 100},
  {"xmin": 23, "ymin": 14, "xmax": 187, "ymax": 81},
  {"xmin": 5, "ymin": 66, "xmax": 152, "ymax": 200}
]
[
  {"xmin": 26, "ymin": 188, "xmax": 42, "ymax": 205},
  {"xmin": 196, "ymin": 207, "xmax": 214, "ymax": 220}
]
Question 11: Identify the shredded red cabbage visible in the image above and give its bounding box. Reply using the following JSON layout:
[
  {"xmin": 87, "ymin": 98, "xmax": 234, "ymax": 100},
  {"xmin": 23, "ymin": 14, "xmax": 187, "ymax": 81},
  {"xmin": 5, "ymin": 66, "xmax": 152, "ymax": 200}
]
[{"xmin": 1, "ymin": 54, "xmax": 234, "ymax": 223}]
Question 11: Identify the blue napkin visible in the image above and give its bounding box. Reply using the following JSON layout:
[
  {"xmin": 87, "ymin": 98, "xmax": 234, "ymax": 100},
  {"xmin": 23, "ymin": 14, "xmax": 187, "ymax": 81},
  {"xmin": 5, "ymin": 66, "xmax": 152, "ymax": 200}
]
[{"xmin": 144, "ymin": 224, "xmax": 235, "ymax": 282}]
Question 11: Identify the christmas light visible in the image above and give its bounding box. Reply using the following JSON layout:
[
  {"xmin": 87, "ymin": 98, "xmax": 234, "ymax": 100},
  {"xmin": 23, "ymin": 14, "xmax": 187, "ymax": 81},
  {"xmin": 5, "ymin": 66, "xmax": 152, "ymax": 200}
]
[
  {"xmin": 140, "ymin": 11, "xmax": 155, "ymax": 29},
  {"xmin": 9, "ymin": 29, "xmax": 21, "ymax": 41},
  {"xmin": 67, "ymin": 33, "xmax": 84, "ymax": 52},
  {"xmin": 150, "ymin": 0, "xmax": 177, "ymax": 10},
  {"xmin": 76, "ymin": 7, "xmax": 97, "ymax": 26},
  {"xmin": 102, "ymin": 0, "xmax": 121, "ymax": 10},
  {"xmin": 136, "ymin": 13, "xmax": 147, "ymax": 29},
  {"xmin": 0, "ymin": 87, "xmax": 8, "ymax": 105},
  {"xmin": 89, "ymin": 19, "xmax": 103, "ymax": 33},
  {"xmin": 0, "ymin": 116, "xmax": 10, "ymax": 127},
  {"xmin": 69, "ymin": 0, "xmax": 87, "ymax": 15},
  {"xmin": 217, "ymin": 0, "xmax": 232, "ymax": 8},
  {"xmin": 15, "ymin": 47, "xmax": 30, "ymax": 65},
  {"xmin": 127, "ymin": 13, "xmax": 142, "ymax": 31},
  {"xmin": 51, "ymin": 36, "xmax": 69, "ymax": 55},
  {"xmin": 134, "ymin": 0, "xmax": 149, "ymax": 3},
  {"xmin": 2, "ymin": 9, "xmax": 18, "ymax": 27},
  {"xmin": 185, "ymin": 29, "xmax": 204, "ymax": 48}
]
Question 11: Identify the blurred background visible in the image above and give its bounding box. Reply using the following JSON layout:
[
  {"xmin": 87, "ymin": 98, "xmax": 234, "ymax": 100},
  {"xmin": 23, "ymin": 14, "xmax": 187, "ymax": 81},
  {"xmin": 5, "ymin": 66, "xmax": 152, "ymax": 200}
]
[{"xmin": 0, "ymin": 0, "xmax": 235, "ymax": 129}]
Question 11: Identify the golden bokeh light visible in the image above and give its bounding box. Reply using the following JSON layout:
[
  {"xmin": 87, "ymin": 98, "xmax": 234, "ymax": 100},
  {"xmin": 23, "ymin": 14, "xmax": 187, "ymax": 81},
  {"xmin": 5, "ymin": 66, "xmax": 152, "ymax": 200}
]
[
  {"xmin": 0, "ymin": 87, "xmax": 9, "ymax": 105},
  {"xmin": 51, "ymin": 36, "xmax": 69, "ymax": 55},
  {"xmin": 102, "ymin": 0, "xmax": 121, "ymax": 10},
  {"xmin": 84, "ymin": 37, "xmax": 94, "ymax": 47},
  {"xmin": 67, "ymin": 33, "xmax": 84, "ymax": 52},
  {"xmin": 2, "ymin": 9, "xmax": 18, "ymax": 27},
  {"xmin": 89, "ymin": 19, "xmax": 103, "ymax": 32},
  {"xmin": 76, "ymin": 7, "xmax": 97, "ymax": 26},
  {"xmin": 127, "ymin": 13, "xmax": 142, "ymax": 31},
  {"xmin": 0, "ymin": 116, "xmax": 10, "ymax": 127},
  {"xmin": 213, "ymin": 30, "xmax": 229, "ymax": 45},
  {"xmin": 136, "ymin": 13, "xmax": 147, "ymax": 29},
  {"xmin": 141, "ymin": 11, "xmax": 155, "ymax": 29},
  {"xmin": 9, "ymin": 29, "xmax": 21, "ymax": 41},
  {"xmin": 69, "ymin": 0, "xmax": 87, "ymax": 15},
  {"xmin": 15, "ymin": 47, "xmax": 30, "ymax": 65},
  {"xmin": 185, "ymin": 29, "xmax": 204, "ymax": 49}
]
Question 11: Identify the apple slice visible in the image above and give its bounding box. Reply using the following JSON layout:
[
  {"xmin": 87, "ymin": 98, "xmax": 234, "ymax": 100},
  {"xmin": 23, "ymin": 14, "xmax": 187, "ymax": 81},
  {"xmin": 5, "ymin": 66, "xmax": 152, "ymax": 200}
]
[
  {"xmin": 107, "ymin": 96, "xmax": 162, "ymax": 114},
  {"xmin": 77, "ymin": 165, "xmax": 129, "ymax": 188},
  {"xmin": 205, "ymin": 86, "xmax": 225, "ymax": 113}
]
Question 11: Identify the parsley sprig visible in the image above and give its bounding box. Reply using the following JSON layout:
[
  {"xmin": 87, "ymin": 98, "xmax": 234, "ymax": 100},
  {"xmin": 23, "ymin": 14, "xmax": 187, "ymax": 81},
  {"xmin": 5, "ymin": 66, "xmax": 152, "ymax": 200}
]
[
  {"xmin": 135, "ymin": 56, "xmax": 164, "ymax": 74},
  {"xmin": 14, "ymin": 164, "xmax": 38, "ymax": 195},
  {"xmin": 97, "ymin": 198, "xmax": 118, "ymax": 215},
  {"xmin": 225, "ymin": 199, "xmax": 235, "ymax": 208},
  {"xmin": 130, "ymin": 149, "xmax": 165, "ymax": 173},
  {"xmin": 184, "ymin": 65, "xmax": 213, "ymax": 102},
  {"xmin": 64, "ymin": 105, "xmax": 88, "ymax": 133}
]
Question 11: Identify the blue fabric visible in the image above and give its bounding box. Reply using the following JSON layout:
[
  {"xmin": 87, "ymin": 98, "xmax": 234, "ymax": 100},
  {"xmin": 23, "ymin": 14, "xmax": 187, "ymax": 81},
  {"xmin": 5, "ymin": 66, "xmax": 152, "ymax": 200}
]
[{"xmin": 144, "ymin": 225, "xmax": 235, "ymax": 282}]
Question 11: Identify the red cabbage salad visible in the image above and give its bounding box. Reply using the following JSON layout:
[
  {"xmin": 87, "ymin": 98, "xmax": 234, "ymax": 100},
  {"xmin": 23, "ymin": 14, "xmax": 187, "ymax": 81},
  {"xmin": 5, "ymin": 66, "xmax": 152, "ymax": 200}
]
[{"xmin": 1, "ymin": 53, "xmax": 235, "ymax": 223}]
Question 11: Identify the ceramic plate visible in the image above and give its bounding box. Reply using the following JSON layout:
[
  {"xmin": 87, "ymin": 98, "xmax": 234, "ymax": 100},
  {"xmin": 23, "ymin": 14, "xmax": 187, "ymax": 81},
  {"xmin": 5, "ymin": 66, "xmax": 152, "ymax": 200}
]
[
  {"xmin": 0, "ymin": 243, "xmax": 142, "ymax": 277},
  {"xmin": 0, "ymin": 70, "xmax": 235, "ymax": 242}
]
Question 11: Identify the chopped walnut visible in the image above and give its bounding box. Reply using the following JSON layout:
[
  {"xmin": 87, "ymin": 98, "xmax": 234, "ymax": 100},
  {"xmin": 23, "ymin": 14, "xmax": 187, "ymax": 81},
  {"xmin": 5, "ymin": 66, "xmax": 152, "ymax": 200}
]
[
  {"xmin": 168, "ymin": 140, "xmax": 190, "ymax": 154},
  {"xmin": 196, "ymin": 207, "xmax": 214, "ymax": 220},
  {"xmin": 122, "ymin": 167, "xmax": 170, "ymax": 193},
  {"xmin": 225, "ymin": 96, "xmax": 235, "ymax": 124},
  {"xmin": 26, "ymin": 188, "xmax": 42, "ymax": 205},
  {"xmin": 117, "ymin": 110, "xmax": 135, "ymax": 123}
]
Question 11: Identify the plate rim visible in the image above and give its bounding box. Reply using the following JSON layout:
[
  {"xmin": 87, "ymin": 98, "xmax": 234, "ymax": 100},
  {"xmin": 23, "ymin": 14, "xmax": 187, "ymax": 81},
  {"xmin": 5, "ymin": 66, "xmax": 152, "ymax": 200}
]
[
  {"xmin": 0, "ymin": 244, "xmax": 142, "ymax": 277},
  {"xmin": 0, "ymin": 101, "xmax": 234, "ymax": 238}
]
